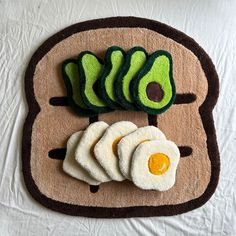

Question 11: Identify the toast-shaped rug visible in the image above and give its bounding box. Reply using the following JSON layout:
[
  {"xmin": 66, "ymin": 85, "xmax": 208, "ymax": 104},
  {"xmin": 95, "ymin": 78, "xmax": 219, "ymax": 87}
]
[{"xmin": 22, "ymin": 17, "xmax": 220, "ymax": 218}]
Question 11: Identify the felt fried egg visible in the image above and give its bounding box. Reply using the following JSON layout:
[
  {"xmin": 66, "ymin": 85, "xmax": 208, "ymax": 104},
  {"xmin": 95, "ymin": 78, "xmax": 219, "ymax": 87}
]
[
  {"xmin": 94, "ymin": 121, "xmax": 137, "ymax": 181},
  {"xmin": 118, "ymin": 126, "xmax": 166, "ymax": 179},
  {"xmin": 75, "ymin": 121, "xmax": 111, "ymax": 183},
  {"xmin": 131, "ymin": 140, "xmax": 180, "ymax": 191},
  {"xmin": 63, "ymin": 131, "xmax": 100, "ymax": 185}
]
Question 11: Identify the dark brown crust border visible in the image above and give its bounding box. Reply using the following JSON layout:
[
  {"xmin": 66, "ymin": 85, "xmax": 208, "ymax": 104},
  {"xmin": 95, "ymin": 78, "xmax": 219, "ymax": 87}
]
[{"xmin": 22, "ymin": 16, "xmax": 220, "ymax": 218}]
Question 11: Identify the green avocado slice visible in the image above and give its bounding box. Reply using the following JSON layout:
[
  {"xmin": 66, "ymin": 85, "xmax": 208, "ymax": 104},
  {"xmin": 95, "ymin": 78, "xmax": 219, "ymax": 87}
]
[
  {"xmin": 98, "ymin": 46, "xmax": 125, "ymax": 109},
  {"xmin": 78, "ymin": 51, "xmax": 113, "ymax": 113},
  {"xmin": 131, "ymin": 50, "xmax": 176, "ymax": 115},
  {"xmin": 62, "ymin": 59, "xmax": 97, "ymax": 117},
  {"xmin": 115, "ymin": 47, "xmax": 148, "ymax": 110}
]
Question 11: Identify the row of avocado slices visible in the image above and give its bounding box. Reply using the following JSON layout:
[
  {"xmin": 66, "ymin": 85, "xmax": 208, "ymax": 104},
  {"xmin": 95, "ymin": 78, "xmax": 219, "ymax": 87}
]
[{"xmin": 62, "ymin": 46, "xmax": 176, "ymax": 116}]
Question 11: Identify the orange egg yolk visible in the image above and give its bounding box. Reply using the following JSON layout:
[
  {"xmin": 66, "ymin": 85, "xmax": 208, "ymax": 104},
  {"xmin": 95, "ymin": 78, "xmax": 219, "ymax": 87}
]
[
  {"xmin": 148, "ymin": 153, "xmax": 170, "ymax": 175},
  {"xmin": 112, "ymin": 136, "xmax": 123, "ymax": 157}
]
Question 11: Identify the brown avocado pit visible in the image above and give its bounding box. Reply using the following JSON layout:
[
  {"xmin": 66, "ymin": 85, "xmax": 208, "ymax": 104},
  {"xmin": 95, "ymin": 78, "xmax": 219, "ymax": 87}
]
[{"xmin": 146, "ymin": 82, "xmax": 164, "ymax": 102}]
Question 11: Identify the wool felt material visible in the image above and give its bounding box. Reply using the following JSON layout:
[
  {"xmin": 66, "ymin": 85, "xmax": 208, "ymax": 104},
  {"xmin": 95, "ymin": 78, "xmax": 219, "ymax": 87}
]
[
  {"xmin": 77, "ymin": 51, "xmax": 113, "ymax": 114},
  {"xmin": 98, "ymin": 46, "xmax": 126, "ymax": 109},
  {"xmin": 22, "ymin": 17, "xmax": 220, "ymax": 218},
  {"xmin": 62, "ymin": 59, "xmax": 97, "ymax": 117},
  {"xmin": 115, "ymin": 47, "xmax": 148, "ymax": 110},
  {"xmin": 94, "ymin": 121, "xmax": 137, "ymax": 181},
  {"xmin": 118, "ymin": 126, "xmax": 166, "ymax": 179},
  {"xmin": 131, "ymin": 140, "xmax": 180, "ymax": 191},
  {"xmin": 63, "ymin": 131, "xmax": 101, "ymax": 185},
  {"xmin": 131, "ymin": 51, "xmax": 176, "ymax": 115},
  {"xmin": 75, "ymin": 121, "xmax": 111, "ymax": 183}
]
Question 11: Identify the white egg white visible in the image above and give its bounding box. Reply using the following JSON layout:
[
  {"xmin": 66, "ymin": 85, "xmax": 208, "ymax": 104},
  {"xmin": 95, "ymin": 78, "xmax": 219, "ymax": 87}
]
[
  {"xmin": 131, "ymin": 140, "xmax": 180, "ymax": 191},
  {"xmin": 118, "ymin": 126, "xmax": 166, "ymax": 179},
  {"xmin": 75, "ymin": 121, "xmax": 111, "ymax": 183},
  {"xmin": 63, "ymin": 131, "xmax": 101, "ymax": 185},
  {"xmin": 94, "ymin": 121, "xmax": 137, "ymax": 181}
]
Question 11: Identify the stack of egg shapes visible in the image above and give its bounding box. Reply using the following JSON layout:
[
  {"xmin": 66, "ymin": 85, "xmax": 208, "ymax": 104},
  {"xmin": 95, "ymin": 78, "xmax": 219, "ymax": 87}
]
[{"xmin": 63, "ymin": 121, "xmax": 180, "ymax": 191}]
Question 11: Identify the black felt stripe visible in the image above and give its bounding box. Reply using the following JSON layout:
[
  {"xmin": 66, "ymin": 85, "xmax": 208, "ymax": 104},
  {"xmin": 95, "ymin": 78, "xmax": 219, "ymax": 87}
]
[
  {"xmin": 174, "ymin": 93, "xmax": 197, "ymax": 104},
  {"xmin": 89, "ymin": 115, "xmax": 99, "ymax": 123},
  {"xmin": 48, "ymin": 146, "xmax": 192, "ymax": 160},
  {"xmin": 49, "ymin": 93, "xmax": 197, "ymax": 107},
  {"xmin": 90, "ymin": 185, "xmax": 100, "ymax": 193},
  {"xmin": 48, "ymin": 148, "xmax": 66, "ymax": 160},
  {"xmin": 88, "ymin": 115, "xmax": 99, "ymax": 193},
  {"xmin": 148, "ymin": 114, "xmax": 158, "ymax": 127},
  {"xmin": 49, "ymin": 97, "xmax": 69, "ymax": 106},
  {"xmin": 179, "ymin": 146, "xmax": 193, "ymax": 157}
]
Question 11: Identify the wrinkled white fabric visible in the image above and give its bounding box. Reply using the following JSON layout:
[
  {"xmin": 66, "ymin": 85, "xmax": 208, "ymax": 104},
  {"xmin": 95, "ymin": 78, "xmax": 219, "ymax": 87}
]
[{"xmin": 0, "ymin": 0, "xmax": 236, "ymax": 235}]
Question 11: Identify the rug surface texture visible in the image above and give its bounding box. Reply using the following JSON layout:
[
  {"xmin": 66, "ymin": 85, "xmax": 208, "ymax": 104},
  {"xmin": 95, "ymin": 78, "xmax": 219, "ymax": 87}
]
[{"xmin": 22, "ymin": 16, "xmax": 220, "ymax": 218}]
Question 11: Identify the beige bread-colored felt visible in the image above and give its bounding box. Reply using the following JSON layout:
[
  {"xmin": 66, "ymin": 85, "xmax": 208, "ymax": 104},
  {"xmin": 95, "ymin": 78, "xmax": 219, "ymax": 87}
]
[{"xmin": 31, "ymin": 27, "xmax": 210, "ymax": 207}]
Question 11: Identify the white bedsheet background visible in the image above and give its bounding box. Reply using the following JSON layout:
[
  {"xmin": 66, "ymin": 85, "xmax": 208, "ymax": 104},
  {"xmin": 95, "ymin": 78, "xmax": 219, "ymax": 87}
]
[{"xmin": 0, "ymin": 0, "xmax": 236, "ymax": 235}]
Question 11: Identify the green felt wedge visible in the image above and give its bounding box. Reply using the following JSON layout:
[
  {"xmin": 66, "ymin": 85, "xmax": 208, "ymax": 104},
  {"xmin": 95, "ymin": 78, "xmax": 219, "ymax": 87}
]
[
  {"xmin": 115, "ymin": 46, "xmax": 148, "ymax": 110},
  {"xmin": 77, "ymin": 51, "xmax": 113, "ymax": 114},
  {"xmin": 62, "ymin": 59, "xmax": 97, "ymax": 117},
  {"xmin": 130, "ymin": 50, "xmax": 176, "ymax": 115},
  {"xmin": 98, "ymin": 46, "xmax": 125, "ymax": 109}
]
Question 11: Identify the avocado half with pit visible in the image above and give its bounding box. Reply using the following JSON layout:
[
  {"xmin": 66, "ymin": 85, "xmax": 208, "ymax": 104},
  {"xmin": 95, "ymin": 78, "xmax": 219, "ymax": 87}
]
[
  {"xmin": 77, "ymin": 51, "xmax": 113, "ymax": 114},
  {"xmin": 98, "ymin": 46, "xmax": 126, "ymax": 109},
  {"xmin": 131, "ymin": 50, "xmax": 176, "ymax": 115},
  {"xmin": 115, "ymin": 47, "xmax": 148, "ymax": 110},
  {"xmin": 62, "ymin": 59, "xmax": 97, "ymax": 117}
]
